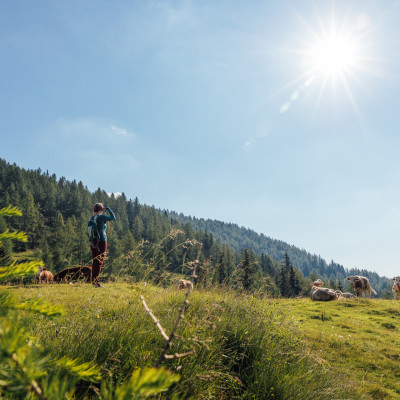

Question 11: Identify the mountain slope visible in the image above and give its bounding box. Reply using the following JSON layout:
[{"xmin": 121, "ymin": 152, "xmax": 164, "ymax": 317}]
[{"xmin": 167, "ymin": 211, "xmax": 391, "ymax": 294}]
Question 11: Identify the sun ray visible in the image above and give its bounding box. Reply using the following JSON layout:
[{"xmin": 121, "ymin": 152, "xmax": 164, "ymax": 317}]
[{"xmin": 339, "ymin": 72, "xmax": 363, "ymax": 123}]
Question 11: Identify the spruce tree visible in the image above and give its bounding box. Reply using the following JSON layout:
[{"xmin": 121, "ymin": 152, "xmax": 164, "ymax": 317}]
[
  {"xmin": 278, "ymin": 265, "xmax": 289, "ymax": 297},
  {"xmin": 241, "ymin": 248, "xmax": 255, "ymax": 291},
  {"xmin": 133, "ymin": 197, "xmax": 141, "ymax": 219},
  {"xmin": 289, "ymin": 265, "xmax": 301, "ymax": 297},
  {"xmin": 216, "ymin": 252, "xmax": 226, "ymax": 285},
  {"xmin": 132, "ymin": 216, "xmax": 144, "ymax": 242}
]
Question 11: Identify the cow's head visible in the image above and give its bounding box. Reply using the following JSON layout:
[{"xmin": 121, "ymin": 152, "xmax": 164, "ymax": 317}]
[
  {"xmin": 392, "ymin": 277, "xmax": 400, "ymax": 288},
  {"xmin": 312, "ymin": 279, "xmax": 324, "ymax": 287},
  {"xmin": 346, "ymin": 276, "xmax": 362, "ymax": 287},
  {"xmin": 347, "ymin": 276, "xmax": 370, "ymax": 296}
]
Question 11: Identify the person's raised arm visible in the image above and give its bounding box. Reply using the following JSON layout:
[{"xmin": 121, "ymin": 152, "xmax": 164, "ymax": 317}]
[{"xmin": 103, "ymin": 207, "xmax": 116, "ymax": 221}]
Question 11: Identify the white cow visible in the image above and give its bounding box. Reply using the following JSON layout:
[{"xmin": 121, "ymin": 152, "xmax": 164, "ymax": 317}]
[
  {"xmin": 346, "ymin": 276, "xmax": 377, "ymax": 298},
  {"xmin": 174, "ymin": 279, "xmax": 194, "ymax": 290},
  {"xmin": 35, "ymin": 266, "xmax": 44, "ymax": 284},
  {"xmin": 311, "ymin": 279, "xmax": 339, "ymax": 301},
  {"xmin": 392, "ymin": 277, "xmax": 400, "ymax": 300}
]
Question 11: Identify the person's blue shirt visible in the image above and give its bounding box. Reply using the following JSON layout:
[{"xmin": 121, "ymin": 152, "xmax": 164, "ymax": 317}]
[{"xmin": 94, "ymin": 207, "xmax": 116, "ymax": 242}]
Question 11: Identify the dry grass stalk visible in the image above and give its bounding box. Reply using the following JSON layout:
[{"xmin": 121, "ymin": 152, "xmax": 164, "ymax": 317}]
[
  {"xmin": 140, "ymin": 295, "xmax": 169, "ymax": 341},
  {"xmin": 140, "ymin": 288, "xmax": 195, "ymax": 368},
  {"xmin": 140, "ymin": 242, "xmax": 203, "ymax": 368}
]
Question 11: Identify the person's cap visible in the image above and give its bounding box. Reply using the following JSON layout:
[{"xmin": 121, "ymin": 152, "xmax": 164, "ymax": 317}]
[{"xmin": 93, "ymin": 203, "xmax": 104, "ymax": 212}]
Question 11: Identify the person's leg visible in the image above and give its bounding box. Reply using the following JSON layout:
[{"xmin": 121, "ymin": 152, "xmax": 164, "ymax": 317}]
[
  {"xmin": 90, "ymin": 242, "xmax": 100, "ymax": 284},
  {"xmin": 92, "ymin": 241, "xmax": 107, "ymax": 284}
]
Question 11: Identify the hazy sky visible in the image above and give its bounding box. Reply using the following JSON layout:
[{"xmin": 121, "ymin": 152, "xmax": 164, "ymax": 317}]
[{"xmin": 2, "ymin": 0, "xmax": 400, "ymax": 278}]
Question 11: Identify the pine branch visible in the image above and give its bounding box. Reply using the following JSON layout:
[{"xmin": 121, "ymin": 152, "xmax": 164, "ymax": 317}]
[
  {"xmin": 0, "ymin": 206, "xmax": 23, "ymax": 217},
  {"xmin": 0, "ymin": 260, "xmax": 42, "ymax": 283},
  {"xmin": 0, "ymin": 229, "xmax": 28, "ymax": 243}
]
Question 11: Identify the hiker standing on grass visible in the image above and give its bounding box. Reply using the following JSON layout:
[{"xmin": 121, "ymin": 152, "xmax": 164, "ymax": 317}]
[{"xmin": 88, "ymin": 203, "xmax": 116, "ymax": 288}]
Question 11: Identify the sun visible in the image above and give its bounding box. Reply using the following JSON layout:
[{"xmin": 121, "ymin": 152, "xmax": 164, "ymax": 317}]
[
  {"xmin": 310, "ymin": 33, "xmax": 358, "ymax": 78},
  {"xmin": 277, "ymin": 8, "xmax": 379, "ymax": 115}
]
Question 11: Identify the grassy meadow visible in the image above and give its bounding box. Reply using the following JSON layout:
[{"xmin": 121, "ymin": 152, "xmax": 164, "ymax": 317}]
[{"xmin": 6, "ymin": 282, "xmax": 400, "ymax": 399}]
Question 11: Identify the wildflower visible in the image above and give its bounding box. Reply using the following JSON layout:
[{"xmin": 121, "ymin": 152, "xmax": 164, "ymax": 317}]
[{"xmin": 97, "ymin": 315, "xmax": 100, "ymax": 318}]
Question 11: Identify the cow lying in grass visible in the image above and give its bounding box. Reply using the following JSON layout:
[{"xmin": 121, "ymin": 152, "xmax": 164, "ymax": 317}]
[
  {"xmin": 340, "ymin": 292, "xmax": 355, "ymax": 299},
  {"xmin": 346, "ymin": 275, "xmax": 377, "ymax": 298},
  {"xmin": 53, "ymin": 266, "xmax": 92, "ymax": 283},
  {"xmin": 392, "ymin": 277, "xmax": 400, "ymax": 300},
  {"xmin": 38, "ymin": 267, "xmax": 53, "ymax": 284},
  {"xmin": 311, "ymin": 279, "xmax": 340, "ymax": 301},
  {"xmin": 174, "ymin": 279, "xmax": 194, "ymax": 290}
]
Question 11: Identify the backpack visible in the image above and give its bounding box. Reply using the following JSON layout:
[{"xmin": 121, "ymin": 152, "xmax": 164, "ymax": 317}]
[{"xmin": 87, "ymin": 215, "xmax": 100, "ymax": 241}]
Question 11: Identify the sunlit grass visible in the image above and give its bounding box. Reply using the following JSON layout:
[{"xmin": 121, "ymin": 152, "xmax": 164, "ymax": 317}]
[
  {"xmin": 7, "ymin": 283, "xmax": 400, "ymax": 399},
  {"xmin": 281, "ymin": 298, "xmax": 400, "ymax": 399}
]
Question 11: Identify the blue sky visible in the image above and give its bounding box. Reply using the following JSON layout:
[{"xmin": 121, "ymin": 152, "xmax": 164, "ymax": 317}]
[{"xmin": 1, "ymin": 0, "xmax": 400, "ymax": 277}]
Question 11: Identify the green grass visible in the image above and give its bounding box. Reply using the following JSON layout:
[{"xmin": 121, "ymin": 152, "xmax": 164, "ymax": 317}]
[
  {"xmin": 281, "ymin": 297, "xmax": 400, "ymax": 399},
  {"xmin": 7, "ymin": 283, "xmax": 400, "ymax": 399}
]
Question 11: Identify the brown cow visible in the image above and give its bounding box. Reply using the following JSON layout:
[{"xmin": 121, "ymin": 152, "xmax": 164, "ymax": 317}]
[
  {"xmin": 39, "ymin": 267, "xmax": 54, "ymax": 284},
  {"xmin": 53, "ymin": 266, "xmax": 92, "ymax": 283},
  {"xmin": 392, "ymin": 277, "xmax": 400, "ymax": 300},
  {"xmin": 346, "ymin": 276, "xmax": 377, "ymax": 298},
  {"xmin": 311, "ymin": 279, "xmax": 339, "ymax": 301}
]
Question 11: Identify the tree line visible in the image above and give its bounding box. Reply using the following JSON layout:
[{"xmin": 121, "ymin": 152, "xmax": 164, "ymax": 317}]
[
  {"xmin": 0, "ymin": 158, "xmax": 392, "ymax": 297},
  {"xmin": 169, "ymin": 212, "xmax": 393, "ymax": 296}
]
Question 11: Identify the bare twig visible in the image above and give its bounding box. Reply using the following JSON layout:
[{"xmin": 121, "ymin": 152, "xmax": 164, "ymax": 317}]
[
  {"xmin": 140, "ymin": 241, "xmax": 203, "ymax": 368},
  {"xmin": 155, "ymin": 289, "xmax": 191, "ymax": 368},
  {"xmin": 164, "ymin": 350, "xmax": 196, "ymax": 360},
  {"xmin": 140, "ymin": 296, "xmax": 169, "ymax": 341}
]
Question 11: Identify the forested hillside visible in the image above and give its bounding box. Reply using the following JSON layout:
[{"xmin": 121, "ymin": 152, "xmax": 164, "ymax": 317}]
[
  {"xmin": 0, "ymin": 158, "xmax": 392, "ymax": 296},
  {"xmin": 169, "ymin": 212, "xmax": 392, "ymax": 295}
]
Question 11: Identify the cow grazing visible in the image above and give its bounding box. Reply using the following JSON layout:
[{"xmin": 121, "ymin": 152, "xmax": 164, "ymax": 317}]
[
  {"xmin": 311, "ymin": 279, "xmax": 339, "ymax": 301},
  {"xmin": 36, "ymin": 266, "xmax": 44, "ymax": 284},
  {"xmin": 39, "ymin": 267, "xmax": 54, "ymax": 284},
  {"xmin": 346, "ymin": 276, "xmax": 377, "ymax": 298},
  {"xmin": 392, "ymin": 277, "xmax": 400, "ymax": 300},
  {"xmin": 174, "ymin": 279, "xmax": 194, "ymax": 290},
  {"xmin": 53, "ymin": 266, "xmax": 92, "ymax": 283}
]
